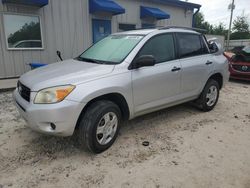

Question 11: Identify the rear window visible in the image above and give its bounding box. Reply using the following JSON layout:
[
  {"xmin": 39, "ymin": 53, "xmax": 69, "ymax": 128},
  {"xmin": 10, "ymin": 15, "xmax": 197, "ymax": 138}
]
[{"xmin": 177, "ymin": 33, "xmax": 203, "ymax": 58}]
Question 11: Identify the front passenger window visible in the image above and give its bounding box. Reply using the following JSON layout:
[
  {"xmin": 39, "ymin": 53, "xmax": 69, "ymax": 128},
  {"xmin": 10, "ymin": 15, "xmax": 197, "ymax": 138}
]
[{"xmin": 137, "ymin": 34, "xmax": 175, "ymax": 64}]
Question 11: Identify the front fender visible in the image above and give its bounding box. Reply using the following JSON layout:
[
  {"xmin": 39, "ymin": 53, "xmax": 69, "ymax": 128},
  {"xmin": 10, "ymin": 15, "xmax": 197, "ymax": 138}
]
[{"xmin": 67, "ymin": 72, "xmax": 134, "ymax": 118}]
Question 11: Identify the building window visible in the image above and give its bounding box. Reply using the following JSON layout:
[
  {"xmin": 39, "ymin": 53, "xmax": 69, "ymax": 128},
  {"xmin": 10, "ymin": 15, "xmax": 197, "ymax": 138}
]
[
  {"xmin": 119, "ymin": 24, "xmax": 136, "ymax": 32},
  {"xmin": 141, "ymin": 23, "xmax": 155, "ymax": 29},
  {"xmin": 3, "ymin": 14, "xmax": 43, "ymax": 50}
]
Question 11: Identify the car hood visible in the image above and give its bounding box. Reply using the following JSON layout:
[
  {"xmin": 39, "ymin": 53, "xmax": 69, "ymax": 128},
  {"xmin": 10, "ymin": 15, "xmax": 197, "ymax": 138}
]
[{"xmin": 19, "ymin": 59, "xmax": 115, "ymax": 91}]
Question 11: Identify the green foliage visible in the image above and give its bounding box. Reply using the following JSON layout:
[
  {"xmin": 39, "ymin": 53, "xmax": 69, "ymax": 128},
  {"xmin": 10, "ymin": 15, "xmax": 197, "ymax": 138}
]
[
  {"xmin": 230, "ymin": 32, "xmax": 250, "ymax": 40},
  {"xmin": 213, "ymin": 23, "xmax": 228, "ymax": 36},
  {"xmin": 194, "ymin": 12, "xmax": 226, "ymax": 36},
  {"xmin": 8, "ymin": 22, "xmax": 41, "ymax": 45},
  {"xmin": 230, "ymin": 15, "xmax": 250, "ymax": 39},
  {"xmin": 233, "ymin": 15, "xmax": 249, "ymax": 33},
  {"xmin": 194, "ymin": 12, "xmax": 212, "ymax": 33},
  {"xmin": 194, "ymin": 12, "xmax": 205, "ymax": 28},
  {"xmin": 194, "ymin": 12, "xmax": 250, "ymax": 40}
]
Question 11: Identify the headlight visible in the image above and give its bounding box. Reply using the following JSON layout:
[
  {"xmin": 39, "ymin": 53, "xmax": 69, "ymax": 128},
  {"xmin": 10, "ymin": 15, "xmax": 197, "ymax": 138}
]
[{"xmin": 34, "ymin": 85, "xmax": 75, "ymax": 104}]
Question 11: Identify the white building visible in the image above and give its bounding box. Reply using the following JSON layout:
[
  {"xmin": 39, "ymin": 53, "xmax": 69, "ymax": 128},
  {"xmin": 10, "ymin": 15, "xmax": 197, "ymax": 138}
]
[{"xmin": 0, "ymin": 0, "xmax": 201, "ymax": 79}]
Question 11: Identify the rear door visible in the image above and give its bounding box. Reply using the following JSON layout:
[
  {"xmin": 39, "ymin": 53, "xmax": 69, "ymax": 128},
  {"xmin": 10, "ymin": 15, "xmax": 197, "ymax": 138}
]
[{"xmin": 176, "ymin": 33, "xmax": 214, "ymax": 97}]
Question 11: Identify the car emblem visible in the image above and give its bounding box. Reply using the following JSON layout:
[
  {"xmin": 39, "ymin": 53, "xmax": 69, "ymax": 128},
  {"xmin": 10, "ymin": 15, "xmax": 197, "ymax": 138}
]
[{"xmin": 242, "ymin": 66, "xmax": 248, "ymax": 71}]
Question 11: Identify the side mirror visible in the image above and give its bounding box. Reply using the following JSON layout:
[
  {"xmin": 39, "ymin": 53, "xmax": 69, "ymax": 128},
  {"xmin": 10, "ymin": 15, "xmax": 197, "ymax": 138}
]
[
  {"xmin": 133, "ymin": 55, "xmax": 156, "ymax": 69},
  {"xmin": 208, "ymin": 41, "xmax": 223, "ymax": 55}
]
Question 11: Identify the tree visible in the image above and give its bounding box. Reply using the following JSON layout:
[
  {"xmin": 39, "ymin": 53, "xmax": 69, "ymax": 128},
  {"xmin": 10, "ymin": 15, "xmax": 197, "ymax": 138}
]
[
  {"xmin": 8, "ymin": 21, "xmax": 41, "ymax": 45},
  {"xmin": 194, "ymin": 12, "xmax": 228, "ymax": 36},
  {"xmin": 194, "ymin": 12, "xmax": 250, "ymax": 39},
  {"xmin": 233, "ymin": 15, "xmax": 249, "ymax": 33},
  {"xmin": 194, "ymin": 12, "xmax": 205, "ymax": 28},
  {"xmin": 213, "ymin": 22, "xmax": 227, "ymax": 37},
  {"xmin": 230, "ymin": 15, "xmax": 250, "ymax": 39},
  {"xmin": 194, "ymin": 12, "xmax": 213, "ymax": 34}
]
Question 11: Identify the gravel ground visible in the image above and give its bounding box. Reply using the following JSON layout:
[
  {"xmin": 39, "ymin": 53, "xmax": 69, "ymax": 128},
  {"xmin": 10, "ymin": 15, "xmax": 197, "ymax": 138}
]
[{"xmin": 0, "ymin": 81, "xmax": 250, "ymax": 188}]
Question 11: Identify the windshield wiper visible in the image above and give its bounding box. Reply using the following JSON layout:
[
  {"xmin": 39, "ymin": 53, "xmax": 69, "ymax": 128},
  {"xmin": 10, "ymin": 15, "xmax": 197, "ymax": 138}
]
[{"xmin": 75, "ymin": 57, "xmax": 105, "ymax": 64}]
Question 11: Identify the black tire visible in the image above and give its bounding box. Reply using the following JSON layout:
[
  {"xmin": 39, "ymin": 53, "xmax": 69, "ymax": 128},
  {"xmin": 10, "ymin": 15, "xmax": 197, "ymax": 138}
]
[
  {"xmin": 77, "ymin": 100, "xmax": 121, "ymax": 153},
  {"xmin": 195, "ymin": 79, "xmax": 220, "ymax": 112}
]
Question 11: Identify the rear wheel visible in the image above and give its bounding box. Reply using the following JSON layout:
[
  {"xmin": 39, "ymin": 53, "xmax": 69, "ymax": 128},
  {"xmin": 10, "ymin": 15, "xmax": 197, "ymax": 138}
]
[
  {"xmin": 77, "ymin": 100, "xmax": 121, "ymax": 153},
  {"xmin": 196, "ymin": 79, "xmax": 220, "ymax": 112}
]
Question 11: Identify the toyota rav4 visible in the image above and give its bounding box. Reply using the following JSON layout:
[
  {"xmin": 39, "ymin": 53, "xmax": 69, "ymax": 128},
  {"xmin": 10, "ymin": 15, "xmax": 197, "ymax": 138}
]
[{"xmin": 14, "ymin": 27, "xmax": 229, "ymax": 153}]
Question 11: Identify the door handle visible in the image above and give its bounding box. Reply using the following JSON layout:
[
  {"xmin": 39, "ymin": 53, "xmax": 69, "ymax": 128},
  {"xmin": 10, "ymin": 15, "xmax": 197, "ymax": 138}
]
[
  {"xmin": 206, "ymin": 61, "xmax": 213, "ymax": 65},
  {"xmin": 171, "ymin": 67, "xmax": 181, "ymax": 72}
]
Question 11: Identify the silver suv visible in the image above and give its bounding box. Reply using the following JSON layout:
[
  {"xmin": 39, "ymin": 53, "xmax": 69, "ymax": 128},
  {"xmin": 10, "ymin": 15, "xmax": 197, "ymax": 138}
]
[{"xmin": 14, "ymin": 27, "xmax": 229, "ymax": 153}]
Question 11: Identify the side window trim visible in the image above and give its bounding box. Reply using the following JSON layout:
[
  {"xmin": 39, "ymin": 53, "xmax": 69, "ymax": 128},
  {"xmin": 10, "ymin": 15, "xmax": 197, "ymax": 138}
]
[
  {"xmin": 199, "ymin": 35, "xmax": 210, "ymax": 54},
  {"xmin": 202, "ymin": 35, "xmax": 211, "ymax": 54},
  {"xmin": 174, "ymin": 32, "xmax": 181, "ymax": 59},
  {"xmin": 130, "ymin": 32, "xmax": 177, "ymax": 68},
  {"xmin": 173, "ymin": 33, "xmax": 179, "ymax": 60}
]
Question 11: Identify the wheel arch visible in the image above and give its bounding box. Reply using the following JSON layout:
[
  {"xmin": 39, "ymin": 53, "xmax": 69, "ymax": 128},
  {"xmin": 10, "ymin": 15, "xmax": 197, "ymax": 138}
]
[
  {"xmin": 208, "ymin": 72, "xmax": 223, "ymax": 89},
  {"xmin": 75, "ymin": 92, "xmax": 130, "ymax": 130}
]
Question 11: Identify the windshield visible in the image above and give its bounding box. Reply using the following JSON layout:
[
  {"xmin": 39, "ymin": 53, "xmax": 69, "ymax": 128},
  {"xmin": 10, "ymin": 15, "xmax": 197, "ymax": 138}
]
[
  {"xmin": 243, "ymin": 46, "xmax": 250, "ymax": 54},
  {"xmin": 78, "ymin": 35, "xmax": 144, "ymax": 64}
]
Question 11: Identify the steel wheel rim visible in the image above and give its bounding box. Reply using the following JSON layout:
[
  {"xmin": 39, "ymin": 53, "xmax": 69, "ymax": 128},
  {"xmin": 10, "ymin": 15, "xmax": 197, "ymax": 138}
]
[
  {"xmin": 206, "ymin": 85, "xmax": 218, "ymax": 107},
  {"xmin": 96, "ymin": 112, "xmax": 118, "ymax": 145}
]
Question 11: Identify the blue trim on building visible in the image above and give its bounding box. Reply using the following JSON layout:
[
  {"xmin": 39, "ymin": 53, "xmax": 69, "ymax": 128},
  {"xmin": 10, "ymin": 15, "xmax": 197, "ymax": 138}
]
[
  {"xmin": 2, "ymin": 0, "xmax": 48, "ymax": 7},
  {"xmin": 141, "ymin": 6, "xmax": 170, "ymax": 20},
  {"xmin": 89, "ymin": 0, "xmax": 125, "ymax": 15}
]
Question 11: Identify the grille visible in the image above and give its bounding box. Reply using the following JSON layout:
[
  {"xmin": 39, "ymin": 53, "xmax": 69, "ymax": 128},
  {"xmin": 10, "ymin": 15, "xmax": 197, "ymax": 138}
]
[
  {"xmin": 17, "ymin": 81, "xmax": 31, "ymax": 102},
  {"xmin": 232, "ymin": 65, "xmax": 250, "ymax": 72}
]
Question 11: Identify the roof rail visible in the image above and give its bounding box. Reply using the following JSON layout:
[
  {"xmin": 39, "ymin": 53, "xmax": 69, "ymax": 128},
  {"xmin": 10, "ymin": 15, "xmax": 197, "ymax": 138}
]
[{"xmin": 159, "ymin": 26, "xmax": 207, "ymax": 32}]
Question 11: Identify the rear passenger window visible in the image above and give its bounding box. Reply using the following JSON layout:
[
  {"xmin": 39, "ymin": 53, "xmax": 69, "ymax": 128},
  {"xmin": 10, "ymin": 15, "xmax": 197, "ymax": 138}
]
[
  {"xmin": 137, "ymin": 34, "xmax": 175, "ymax": 64},
  {"xmin": 177, "ymin": 33, "xmax": 203, "ymax": 58}
]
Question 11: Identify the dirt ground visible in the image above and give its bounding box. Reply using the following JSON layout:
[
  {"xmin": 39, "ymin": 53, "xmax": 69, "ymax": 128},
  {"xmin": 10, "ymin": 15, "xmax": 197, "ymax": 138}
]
[{"xmin": 0, "ymin": 80, "xmax": 250, "ymax": 188}]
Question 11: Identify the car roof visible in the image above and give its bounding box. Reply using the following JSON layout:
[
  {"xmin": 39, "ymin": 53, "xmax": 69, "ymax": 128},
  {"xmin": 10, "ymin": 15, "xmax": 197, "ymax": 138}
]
[{"xmin": 113, "ymin": 27, "xmax": 200, "ymax": 36}]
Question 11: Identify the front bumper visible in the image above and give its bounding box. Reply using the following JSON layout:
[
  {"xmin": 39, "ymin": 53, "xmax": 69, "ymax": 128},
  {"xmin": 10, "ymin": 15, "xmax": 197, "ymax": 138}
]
[
  {"xmin": 229, "ymin": 66, "xmax": 250, "ymax": 81},
  {"xmin": 13, "ymin": 89, "xmax": 85, "ymax": 136}
]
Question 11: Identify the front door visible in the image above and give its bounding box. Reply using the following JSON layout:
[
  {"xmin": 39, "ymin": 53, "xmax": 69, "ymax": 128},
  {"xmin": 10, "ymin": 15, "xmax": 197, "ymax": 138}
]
[
  {"xmin": 132, "ymin": 33, "xmax": 181, "ymax": 115},
  {"xmin": 92, "ymin": 19, "xmax": 111, "ymax": 43}
]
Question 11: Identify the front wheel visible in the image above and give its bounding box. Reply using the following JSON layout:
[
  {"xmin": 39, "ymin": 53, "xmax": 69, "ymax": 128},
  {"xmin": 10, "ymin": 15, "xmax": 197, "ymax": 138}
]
[
  {"xmin": 196, "ymin": 79, "xmax": 220, "ymax": 112},
  {"xmin": 77, "ymin": 100, "xmax": 121, "ymax": 153}
]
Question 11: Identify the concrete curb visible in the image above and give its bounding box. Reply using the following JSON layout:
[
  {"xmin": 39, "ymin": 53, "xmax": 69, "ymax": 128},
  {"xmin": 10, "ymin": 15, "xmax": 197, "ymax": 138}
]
[
  {"xmin": 0, "ymin": 88, "xmax": 15, "ymax": 93},
  {"xmin": 0, "ymin": 78, "xmax": 18, "ymax": 92}
]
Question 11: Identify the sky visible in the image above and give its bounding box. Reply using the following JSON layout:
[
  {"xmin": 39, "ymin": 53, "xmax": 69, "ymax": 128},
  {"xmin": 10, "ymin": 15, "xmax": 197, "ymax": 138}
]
[{"xmin": 185, "ymin": 0, "xmax": 250, "ymax": 27}]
